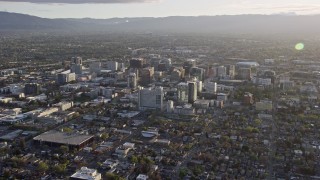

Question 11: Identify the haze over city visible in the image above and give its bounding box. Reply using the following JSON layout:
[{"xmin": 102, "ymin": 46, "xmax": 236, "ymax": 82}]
[{"xmin": 1, "ymin": 0, "xmax": 320, "ymax": 18}]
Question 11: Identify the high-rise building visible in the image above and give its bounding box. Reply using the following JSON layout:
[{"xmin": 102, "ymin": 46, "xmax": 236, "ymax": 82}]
[
  {"xmin": 159, "ymin": 58, "xmax": 172, "ymax": 71},
  {"xmin": 226, "ymin": 65, "xmax": 235, "ymax": 79},
  {"xmin": 177, "ymin": 82, "xmax": 189, "ymax": 103},
  {"xmin": 190, "ymin": 67, "xmax": 205, "ymax": 81},
  {"xmin": 196, "ymin": 80, "xmax": 203, "ymax": 93},
  {"xmin": 154, "ymin": 71, "xmax": 163, "ymax": 82},
  {"xmin": 70, "ymin": 57, "xmax": 83, "ymax": 75},
  {"xmin": 71, "ymin": 57, "xmax": 83, "ymax": 65},
  {"xmin": 150, "ymin": 56, "xmax": 161, "ymax": 71},
  {"xmin": 183, "ymin": 59, "xmax": 196, "ymax": 75},
  {"xmin": 207, "ymin": 66, "xmax": 217, "ymax": 78},
  {"xmin": 204, "ymin": 82, "xmax": 217, "ymax": 93},
  {"xmin": 166, "ymin": 100, "xmax": 174, "ymax": 113},
  {"xmin": 89, "ymin": 62, "xmax": 101, "ymax": 74},
  {"xmin": 140, "ymin": 67, "xmax": 154, "ymax": 86},
  {"xmin": 171, "ymin": 69, "xmax": 182, "ymax": 82},
  {"xmin": 57, "ymin": 70, "xmax": 76, "ymax": 85},
  {"xmin": 217, "ymin": 66, "xmax": 227, "ymax": 78},
  {"xmin": 130, "ymin": 58, "xmax": 145, "ymax": 69},
  {"xmin": 24, "ymin": 83, "xmax": 41, "ymax": 95},
  {"xmin": 138, "ymin": 86, "xmax": 164, "ymax": 111},
  {"xmin": 71, "ymin": 65, "xmax": 82, "ymax": 75},
  {"xmin": 106, "ymin": 61, "xmax": 118, "ymax": 71},
  {"xmin": 118, "ymin": 63, "xmax": 125, "ymax": 72},
  {"xmin": 127, "ymin": 73, "xmax": 137, "ymax": 89},
  {"xmin": 188, "ymin": 81, "xmax": 197, "ymax": 103},
  {"xmin": 238, "ymin": 68, "xmax": 252, "ymax": 80}
]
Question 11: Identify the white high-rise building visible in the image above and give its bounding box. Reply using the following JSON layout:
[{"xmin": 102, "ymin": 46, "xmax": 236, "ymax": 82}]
[
  {"xmin": 196, "ymin": 80, "xmax": 203, "ymax": 93},
  {"xmin": 138, "ymin": 87, "xmax": 164, "ymax": 111},
  {"xmin": 166, "ymin": 100, "xmax": 174, "ymax": 113}
]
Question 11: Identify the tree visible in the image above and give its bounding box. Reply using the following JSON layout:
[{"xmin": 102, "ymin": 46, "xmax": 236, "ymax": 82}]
[
  {"xmin": 193, "ymin": 165, "xmax": 204, "ymax": 176},
  {"xmin": 179, "ymin": 168, "xmax": 188, "ymax": 178},
  {"xmin": 105, "ymin": 173, "xmax": 125, "ymax": 180},
  {"xmin": 3, "ymin": 169, "xmax": 11, "ymax": 179},
  {"xmin": 0, "ymin": 147, "xmax": 9, "ymax": 156},
  {"xmin": 254, "ymin": 119, "xmax": 262, "ymax": 126},
  {"xmin": 130, "ymin": 155, "xmax": 139, "ymax": 164},
  {"xmin": 60, "ymin": 145, "xmax": 69, "ymax": 154},
  {"xmin": 62, "ymin": 127, "xmax": 73, "ymax": 133},
  {"xmin": 149, "ymin": 171, "xmax": 162, "ymax": 180},
  {"xmin": 19, "ymin": 138, "xmax": 26, "ymax": 149},
  {"xmin": 53, "ymin": 163, "xmax": 67, "ymax": 174},
  {"xmin": 101, "ymin": 133, "xmax": 109, "ymax": 140},
  {"xmin": 37, "ymin": 162, "xmax": 49, "ymax": 173}
]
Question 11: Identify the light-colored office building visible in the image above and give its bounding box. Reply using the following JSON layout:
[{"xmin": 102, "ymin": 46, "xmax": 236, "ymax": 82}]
[{"xmin": 138, "ymin": 86, "xmax": 164, "ymax": 111}]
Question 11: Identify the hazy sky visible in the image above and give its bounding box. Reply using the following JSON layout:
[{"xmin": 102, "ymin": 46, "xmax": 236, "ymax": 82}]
[{"xmin": 1, "ymin": 0, "xmax": 320, "ymax": 18}]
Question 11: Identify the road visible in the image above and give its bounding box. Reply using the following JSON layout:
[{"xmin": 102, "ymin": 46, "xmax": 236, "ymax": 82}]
[{"xmin": 267, "ymin": 80, "xmax": 279, "ymax": 179}]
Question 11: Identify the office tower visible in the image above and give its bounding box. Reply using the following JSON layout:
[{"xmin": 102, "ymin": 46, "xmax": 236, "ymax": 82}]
[
  {"xmin": 238, "ymin": 68, "xmax": 252, "ymax": 80},
  {"xmin": 177, "ymin": 82, "xmax": 189, "ymax": 103},
  {"xmin": 118, "ymin": 63, "xmax": 125, "ymax": 72},
  {"xmin": 57, "ymin": 70, "xmax": 76, "ymax": 85},
  {"xmin": 140, "ymin": 67, "xmax": 154, "ymax": 86},
  {"xmin": 171, "ymin": 67, "xmax": 185, "ymax": 82},
  {"xmin": 183, "ymin": 59, "xmax": 196, "ymax": 75},
  {"xmin": 204, "ymin": 82, "xmax": 217, "ymax": 93},
  {"xmin": 196, "ymin": 80, "xmax": 203, "ymax": 93},
  {"xmin": 217, "ymin": 66, "xmax": 227, "ymax": 78},
  {"xmin": 188, "ymin": 81, "xmax": 197, "ymax": 103},
  {"xmin": 24, "ymin": 83, "xmax": 41, "ymax": 95},
  {"xmin": 71, "ymin": 64, "xmax": 82, "ymax": 75},
  {"xmin": 154, "ymin": 71, "xmax": 163, "ymax": 82},
  {"xmin": 150, "ymin": 56, "xmax": 161, "ymax": 71},
  {"xmin": 190, "ymin": 67, "xmax": 205, "ymax": 81},
  {"xmin": 171, "ymin": 69, "xmax": 182, "ymax": 82},
  {"xmin": 70, "ymin": 57, "xmax": 83, "ymax": 75},
  {"xmin": 130, "ymin": 58, "xmax": 145, "ymax": 69},
  {"xmin": 138, "ymin": 86, "xmax": 164, "ymax": 111},
  {"xmin": 106, "ymin": 61, "xmax": 118, "ymax": 71},
  {"xmin": 226, "ymin": 65, "xmax": 235, "ymax": 79},
  {"xmin": 159, "ymin": 58, "xmax": 172, "ymax": 71},
  {"xmin": 127, "ymin": 73, "xmax": 137, "ymax": 89},
  {"xmin": 207, "ymin": 66, "xmax": 217, "ymax": 78},
  {"xmin": 166, "ymin": 100, "xmax": 174, "ymax": 113},
  {"xmin": 71, "ymin": 57, "xmax": 82, "ymax": 65},
  {"xmin": 89, "ymin": 62, "xmax": 101, "ymax": 74}
]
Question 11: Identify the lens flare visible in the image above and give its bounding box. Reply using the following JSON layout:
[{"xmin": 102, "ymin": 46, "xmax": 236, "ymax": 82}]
[{"xmin": 295, "ymin": 43, "xmax": 304, "ymax": 51}]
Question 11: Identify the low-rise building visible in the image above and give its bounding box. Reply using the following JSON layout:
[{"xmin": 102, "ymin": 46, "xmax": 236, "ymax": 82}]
[{"xmin": 70, "ymin": 167, "xmax": 101, "ymax": 180}]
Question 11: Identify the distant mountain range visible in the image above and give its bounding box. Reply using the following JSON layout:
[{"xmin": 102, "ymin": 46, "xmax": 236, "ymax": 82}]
[{"xmin": 1, "ymin": 11, "xmax": 320, "ymax": 36}]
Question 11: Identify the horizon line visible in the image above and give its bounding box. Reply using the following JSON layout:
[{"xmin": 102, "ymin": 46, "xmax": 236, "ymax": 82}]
[{"xmin": 1, "ymin": 10, "xmax": 320, "ymax": 20}]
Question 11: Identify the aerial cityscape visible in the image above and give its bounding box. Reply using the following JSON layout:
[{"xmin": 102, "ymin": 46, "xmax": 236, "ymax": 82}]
[{"xmin": 1, "ymin": 0, "xmax": 320, "ymax": 180}]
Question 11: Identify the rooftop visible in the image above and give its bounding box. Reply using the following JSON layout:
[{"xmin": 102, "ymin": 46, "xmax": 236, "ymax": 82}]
[
  {"xmin": 70, "ymin": 167, "xmax": 101, "ymax": 180},
  {"xmin": 33, "ymin": 130, "xmax": 94, "ymax": 146}
]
